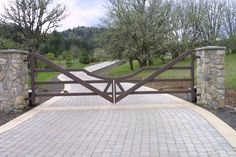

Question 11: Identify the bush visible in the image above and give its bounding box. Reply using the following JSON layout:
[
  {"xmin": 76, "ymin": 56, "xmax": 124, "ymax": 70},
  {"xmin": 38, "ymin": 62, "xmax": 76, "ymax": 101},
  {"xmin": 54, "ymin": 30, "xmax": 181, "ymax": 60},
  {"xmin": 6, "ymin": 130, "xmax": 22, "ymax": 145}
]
[
  {"xmin": 36, "ymin": 60, "xmax": 50, "ymax": 69},
  {"xmin": 65, "ymin": 60, "xmax": 73, "ymax": 67},
  {"xmin": 79, "ymin": 50, "xmax": 90, "ymax": 64},
  {"xmin": 0, "ymin": 37, "xmax": 18, "ymax": 49},
  {"xmin": 57, "ymin": 55, "xmax": 63, "ymax": 61},
  {"xmin": 45, "ymin": 53, "xmax": 56, "ymax": 60},
  {"xmin": 63, "ymin": 52, "xmax": 73, "ymax": 61}
]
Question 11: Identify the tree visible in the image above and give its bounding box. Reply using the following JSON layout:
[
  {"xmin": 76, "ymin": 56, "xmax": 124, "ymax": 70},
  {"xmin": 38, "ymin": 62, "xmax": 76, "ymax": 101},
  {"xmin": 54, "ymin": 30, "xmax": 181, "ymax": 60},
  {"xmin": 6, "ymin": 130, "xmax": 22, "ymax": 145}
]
[
  {"xmin": 222, "ymin": 0, "xmax": 236, "ymax": 53},
  {"xmin": 1, "ymin": 0, "xmax": 66, "ymax": 51},
  {"xmin": 165, "ymin": 0, "xmax": 204, "ymax": 59},
  {"xmin": 0, "ymin": 37, "xmax": 19, "ymax": 49},
  {"xmin": 0, "ymin": 23, "xmax": 23, "ymax": 45},
  {"xmin": 93, "ymin": 48, "xmax": 111, "ymax": 62},
  {"xmin": 79, "ymin": 49, "xmax": 90, "ymax": 64},
  {"xmin": 200, "ymin": 0, "xmax": 225, "ymax": 44},
  {"xmin": 223, "ymin": 0, "xmax": 236, "ymax": 37},
  {"xmin": 104, "ymin": 0, "xmax": 173, "ymax": 68},
  {"xmin": 40, "ymin": 30, "xmax": 65, "ymax": 56}
]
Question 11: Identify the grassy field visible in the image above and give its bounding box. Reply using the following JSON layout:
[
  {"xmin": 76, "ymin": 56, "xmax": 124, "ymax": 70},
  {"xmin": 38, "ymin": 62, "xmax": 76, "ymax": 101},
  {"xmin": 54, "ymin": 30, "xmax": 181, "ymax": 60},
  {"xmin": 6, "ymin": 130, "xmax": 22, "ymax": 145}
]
[
  {"xmin": 106, "ymin": 57, "xmax": 193, "ymax": 79},
  {"xmin": 106, "ymin": 53, "xmax": 236, "ymax": 88},
  {"xmin": 36, "ymin": 72, "xmax": 60, "ymax": 82},
  {"xmin": 70, "ymin": 62, "xmax": 88, "ymax": 69},
  {"xmin": 36, "ymin": 61, "xmax": 89, "ymax": 82},
  {"xmin": 225, "ymin": 53, "xmax": 236, "ymax": 88}
]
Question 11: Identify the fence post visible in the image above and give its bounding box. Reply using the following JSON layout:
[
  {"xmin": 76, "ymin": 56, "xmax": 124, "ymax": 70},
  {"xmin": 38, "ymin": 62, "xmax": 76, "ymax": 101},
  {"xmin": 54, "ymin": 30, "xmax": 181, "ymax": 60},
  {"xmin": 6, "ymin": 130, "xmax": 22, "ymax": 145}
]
[
  {"xmin": 195, "ymin": 46, "xmax": 225, "ymax": 109},
  {"xmin": 0, "ymin": 50, "xmax": 29, "ymax": 113}
]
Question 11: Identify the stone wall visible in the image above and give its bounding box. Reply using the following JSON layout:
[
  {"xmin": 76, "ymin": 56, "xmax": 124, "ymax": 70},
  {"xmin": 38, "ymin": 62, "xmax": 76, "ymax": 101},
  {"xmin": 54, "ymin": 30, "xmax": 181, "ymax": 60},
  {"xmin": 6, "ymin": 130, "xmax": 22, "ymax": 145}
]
[
  {"xmin": 196, "ymin": 46, "xmax": 225, "ymax": 109},
  {"xmin": 0, "ymin": 50, "xmax": 29, "ymax": 113}
]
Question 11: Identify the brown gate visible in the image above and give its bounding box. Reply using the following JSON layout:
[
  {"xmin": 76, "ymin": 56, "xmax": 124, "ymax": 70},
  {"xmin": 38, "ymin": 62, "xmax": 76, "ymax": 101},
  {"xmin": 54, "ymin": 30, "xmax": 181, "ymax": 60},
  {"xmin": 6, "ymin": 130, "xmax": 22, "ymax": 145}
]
[{"xmin": 29, "ymin": 50, "xmax": 197, "ymax": 105}]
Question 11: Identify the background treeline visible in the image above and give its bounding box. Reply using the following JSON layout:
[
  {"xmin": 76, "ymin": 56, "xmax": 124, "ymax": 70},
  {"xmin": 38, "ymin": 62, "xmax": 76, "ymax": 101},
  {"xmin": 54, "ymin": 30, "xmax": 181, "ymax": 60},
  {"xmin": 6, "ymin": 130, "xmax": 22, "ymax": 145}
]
[
  {"xmin": 40, "ymin": 26, "xmax": 106, "ymax": 62},
  {"xmin": 0, "ymin": 24, "xmax": 106, "ymax": 64},
  {"xmin": 103, "ymin": 0, "xmax": 236, "ymax": 69},
  {"xmin": 1, "ymin": 0, "xmax": 236, "ymax": 68}
]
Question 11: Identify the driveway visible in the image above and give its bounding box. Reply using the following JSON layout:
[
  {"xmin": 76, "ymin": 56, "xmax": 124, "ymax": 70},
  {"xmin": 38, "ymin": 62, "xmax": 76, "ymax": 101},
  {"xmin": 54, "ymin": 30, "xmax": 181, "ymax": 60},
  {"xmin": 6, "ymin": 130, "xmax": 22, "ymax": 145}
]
[{"xmin": 0, "ymin": 62, "xmax": 236, "ymax": 157}]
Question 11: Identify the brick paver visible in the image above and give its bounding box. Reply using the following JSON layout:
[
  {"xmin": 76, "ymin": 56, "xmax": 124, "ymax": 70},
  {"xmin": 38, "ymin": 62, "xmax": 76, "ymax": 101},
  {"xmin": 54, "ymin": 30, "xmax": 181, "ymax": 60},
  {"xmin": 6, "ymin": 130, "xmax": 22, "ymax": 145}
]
[
  {"xmin": 0, "ymin": 62, "xmax": 236, "ymax": 157},
  {"xmin": 0, "ymin": 108, "xmax": 236, "ymax": 157}
]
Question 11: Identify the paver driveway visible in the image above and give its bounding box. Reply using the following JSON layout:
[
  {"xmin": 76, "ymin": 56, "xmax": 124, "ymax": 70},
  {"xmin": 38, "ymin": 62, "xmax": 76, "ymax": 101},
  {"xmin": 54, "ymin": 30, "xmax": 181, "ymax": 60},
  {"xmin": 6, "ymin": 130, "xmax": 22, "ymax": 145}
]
[{"xmin": 0, "ymin": 62, "xmax": 236, "ymax": 157}]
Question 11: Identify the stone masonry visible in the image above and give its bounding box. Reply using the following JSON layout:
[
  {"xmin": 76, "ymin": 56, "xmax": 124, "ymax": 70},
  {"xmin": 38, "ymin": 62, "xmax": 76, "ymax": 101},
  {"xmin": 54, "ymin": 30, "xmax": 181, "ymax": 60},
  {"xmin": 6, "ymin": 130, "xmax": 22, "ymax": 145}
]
[
  {"xmin": 0, "ymin": 50, "xmax": 29, "ymax": 113},
  {"xmin": 196, "ymin": 46, "xmax": 225, "ymax": 109}
]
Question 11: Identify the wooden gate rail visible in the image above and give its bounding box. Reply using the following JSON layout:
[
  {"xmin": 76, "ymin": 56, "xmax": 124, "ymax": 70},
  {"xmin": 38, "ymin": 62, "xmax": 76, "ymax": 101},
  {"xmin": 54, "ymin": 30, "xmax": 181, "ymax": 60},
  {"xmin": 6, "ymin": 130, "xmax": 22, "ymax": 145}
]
[
  {"xmin": 29, "ymin": 50, "xmax": 197, "ymax": 105},
  {"xmin": 30, "ymin": 52, "xmax": 113, "ymax": 105},
  {"xmin": 114, "ymin": 50, "xmax": 196, "ymax": 103}
]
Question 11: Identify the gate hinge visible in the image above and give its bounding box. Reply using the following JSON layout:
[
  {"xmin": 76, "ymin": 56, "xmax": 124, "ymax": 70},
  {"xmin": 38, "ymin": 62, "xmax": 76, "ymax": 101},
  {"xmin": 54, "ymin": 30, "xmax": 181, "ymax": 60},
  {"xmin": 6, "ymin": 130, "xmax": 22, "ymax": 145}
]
[
  {"xmin": 24, "ymin": 55, "xmax": 30, "ymax": 62},
  {"xmin": 195, "ymin": 56, "xmax": 201, "ymax": 59}
]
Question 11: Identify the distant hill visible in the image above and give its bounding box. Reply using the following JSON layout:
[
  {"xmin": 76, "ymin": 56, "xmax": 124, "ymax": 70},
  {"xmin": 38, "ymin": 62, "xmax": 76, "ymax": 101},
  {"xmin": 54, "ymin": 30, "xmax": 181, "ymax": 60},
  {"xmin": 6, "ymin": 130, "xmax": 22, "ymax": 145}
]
[{"xmin": 60, "ymin": 26, "xmax": 106, "ymax": 51}]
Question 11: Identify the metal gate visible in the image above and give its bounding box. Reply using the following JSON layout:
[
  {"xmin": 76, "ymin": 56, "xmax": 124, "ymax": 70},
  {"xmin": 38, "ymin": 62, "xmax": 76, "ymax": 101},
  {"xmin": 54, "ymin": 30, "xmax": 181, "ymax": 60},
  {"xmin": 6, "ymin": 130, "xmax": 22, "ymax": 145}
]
[{"xmin": 29, "ymin": 50, "xmax": 197, "ymax": 105}]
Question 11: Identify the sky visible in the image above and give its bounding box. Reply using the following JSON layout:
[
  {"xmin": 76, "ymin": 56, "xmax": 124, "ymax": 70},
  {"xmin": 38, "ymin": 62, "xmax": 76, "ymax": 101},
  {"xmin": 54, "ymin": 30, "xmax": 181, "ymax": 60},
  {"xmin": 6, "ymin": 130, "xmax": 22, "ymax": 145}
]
[{"xmin": 0, "ymin": 0, "xmax": 107, "ymax": 31}]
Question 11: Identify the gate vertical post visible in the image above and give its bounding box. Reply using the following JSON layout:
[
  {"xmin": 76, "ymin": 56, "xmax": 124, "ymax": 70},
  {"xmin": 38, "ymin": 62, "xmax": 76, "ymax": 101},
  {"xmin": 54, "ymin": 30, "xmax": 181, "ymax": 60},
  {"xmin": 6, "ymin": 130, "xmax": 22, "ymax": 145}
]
[
  {"xmin": 30, "ymin": 53, "xmax": 36, "ymax": 106},
  {"xmin": 190, "ymin": 53, "xmax": 196, "ymax": 102},
  {"xmin": 195, "ymin": 46, "xmax": 225, "ymax": 109},
  {"xmin": 112, "ymin": 80, "xmax": 116, "ymax": 104}
]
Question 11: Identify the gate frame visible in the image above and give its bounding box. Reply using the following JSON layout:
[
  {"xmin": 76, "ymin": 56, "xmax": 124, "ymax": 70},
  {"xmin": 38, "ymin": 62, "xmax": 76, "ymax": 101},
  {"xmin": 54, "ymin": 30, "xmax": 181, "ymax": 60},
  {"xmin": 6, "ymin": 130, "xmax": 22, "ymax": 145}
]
[{"xmin": 29, "ymin": 50, "xmax": 197, "ymax": 105}]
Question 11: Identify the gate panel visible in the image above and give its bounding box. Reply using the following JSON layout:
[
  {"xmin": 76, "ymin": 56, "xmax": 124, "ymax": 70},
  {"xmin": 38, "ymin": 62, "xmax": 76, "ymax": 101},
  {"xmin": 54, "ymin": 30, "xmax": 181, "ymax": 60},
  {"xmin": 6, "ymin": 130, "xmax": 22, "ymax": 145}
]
[
  {"xmin": 113, "ymin": 50, "xmax": 196, "ymax": 103},
  {"xmin": 29, "ymin": 52, "xmax": 113, "ymax": 105},
  {"xmin": 29, "ymin": 50, "xmax": 196, "ymax": 105}
]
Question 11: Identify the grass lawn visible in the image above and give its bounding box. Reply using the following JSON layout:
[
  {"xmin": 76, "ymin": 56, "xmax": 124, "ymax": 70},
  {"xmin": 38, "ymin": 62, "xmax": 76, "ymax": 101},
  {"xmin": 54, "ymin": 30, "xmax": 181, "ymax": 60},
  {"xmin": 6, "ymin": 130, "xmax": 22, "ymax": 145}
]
[
  {"xmin": 106, "ymin": 57, "xmax": 193, "ymax": 79},
  {"xmin": 36, "ymin": 72, "xmax": 60, "ymax": 82},
  {"xmin": 106, "ymin": 53, "xmax": 236, "ymax": 88},
  {"xmin": 70, "ymin": 62, "xmax": 88, "ymax": 69},
  {"xmin": 36, "ymin": 61, "xmax": 89, "ymax": 82},
  {"xmin": 225, "ymin": 53, "xmax": 236, "ymax": 88}
]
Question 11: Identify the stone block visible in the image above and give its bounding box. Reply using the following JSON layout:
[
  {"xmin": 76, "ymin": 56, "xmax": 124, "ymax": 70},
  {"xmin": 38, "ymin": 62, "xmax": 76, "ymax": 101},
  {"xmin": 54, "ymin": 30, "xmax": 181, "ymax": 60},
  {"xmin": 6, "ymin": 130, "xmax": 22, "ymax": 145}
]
[
  {"xmin": 0, "ymin": 50, "xmax": 29, "ymax": 113},
  {"xmin": 196, "ymin": 46, "xmax": 225, "ymax": 109},
  {"xmin": 0, "ymin": 58, "xmax": 7, "ymax": 64}
]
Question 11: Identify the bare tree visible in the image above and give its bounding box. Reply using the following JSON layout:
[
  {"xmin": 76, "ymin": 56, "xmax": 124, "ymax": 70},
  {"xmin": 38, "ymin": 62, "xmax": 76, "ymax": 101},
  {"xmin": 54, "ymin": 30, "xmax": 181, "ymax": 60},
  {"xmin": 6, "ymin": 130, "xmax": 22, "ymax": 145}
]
[
  {"xmin": 167, "ymin": 0, "xmax": 204, "ymax": 59},
  {"xmin": 200, "ymin": 0, "xmax": 225, "ymax": 44},
  {"xmin": 223, "ymin": 0, "xmax": 236, "ymax": 37},
  {"xmin": 104, "ymin": 0, "xmax": 173, "ymax": 68},
  {"xmin": 1, "ymin": 0, "xmax": 66, "ymax": 51}
]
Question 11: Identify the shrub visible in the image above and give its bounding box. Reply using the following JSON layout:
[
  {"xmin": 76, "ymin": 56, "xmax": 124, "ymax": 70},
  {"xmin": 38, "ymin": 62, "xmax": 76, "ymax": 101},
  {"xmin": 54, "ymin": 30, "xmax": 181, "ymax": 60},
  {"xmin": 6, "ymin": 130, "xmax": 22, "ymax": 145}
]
[
  {"xmin": 45, "ymin": 53, "xmax": 56, "ymax": 60},
  {"xmin": 79, "ymin": 50, "xmax": 90, "ymax": 64},
  {"xmin": 64, "ymin": 52, "xmax": 73, "ymax": 61},
  {"xmin": 36, "ymin": 60, "xmax": 50, "ymax": 69},
  {"xmin": 57, "ymin": 55, "xmax": 63, "ymax": 61},
  {"xmin": 65, "ymin": 60, "xmax": 73, "ymax": 67}
]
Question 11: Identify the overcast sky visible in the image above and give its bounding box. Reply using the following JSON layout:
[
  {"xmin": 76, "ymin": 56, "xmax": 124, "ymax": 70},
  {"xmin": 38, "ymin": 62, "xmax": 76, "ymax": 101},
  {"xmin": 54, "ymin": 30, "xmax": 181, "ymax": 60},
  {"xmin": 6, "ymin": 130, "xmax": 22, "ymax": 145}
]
[{"xmin": 0, "ymin": 0, "xmax": 107, "ymax": 31}]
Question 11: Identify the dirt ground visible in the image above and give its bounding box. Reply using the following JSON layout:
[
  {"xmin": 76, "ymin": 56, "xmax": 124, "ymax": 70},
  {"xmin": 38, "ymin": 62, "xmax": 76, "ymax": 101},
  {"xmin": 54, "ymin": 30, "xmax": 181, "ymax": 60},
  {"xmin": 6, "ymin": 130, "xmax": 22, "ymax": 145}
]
[{"xmin": 226, "ymin": 89, "xmax": 236, "ymax": 108}]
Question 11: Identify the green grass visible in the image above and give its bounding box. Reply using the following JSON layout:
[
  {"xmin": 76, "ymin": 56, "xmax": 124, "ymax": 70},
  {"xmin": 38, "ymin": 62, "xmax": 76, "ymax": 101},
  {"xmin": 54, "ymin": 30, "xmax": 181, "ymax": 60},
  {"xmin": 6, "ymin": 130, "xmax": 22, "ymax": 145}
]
[
  {"xmin": 107, "ymin": 60, "xmax": 140, "ymax": 77},
  {"xmin": 70, "ymin": 62, "xmax": 88, "ymax": 69},
  {"xmin": 106, "ymin": 54, "xmax": 236, "ymax": 88},
  {"xmin": 35, "ymin": 61, "xmax": 89, "ymax": 82},
  {"xmin": 225, "ymin": 53, "xmax": 236, "ymax": 88},
  {"xmin": 106, "ymin": 57, "xmax": 192, "ymax": 79},
  {"xmin": 36, "ymin": 72, "xmax": 60, "ymax": 82}
]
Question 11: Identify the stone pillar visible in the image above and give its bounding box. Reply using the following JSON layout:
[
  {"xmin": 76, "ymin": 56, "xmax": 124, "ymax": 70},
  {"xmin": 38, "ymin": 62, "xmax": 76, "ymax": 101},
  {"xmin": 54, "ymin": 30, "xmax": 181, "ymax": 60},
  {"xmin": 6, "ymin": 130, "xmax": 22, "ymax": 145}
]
[
  {"xmin": 0, "ymin": 50, "xmax": 29, "ymax": 113},
  {"xmin": 196, "ymin": 46, "xmax": 225, "ymax": 109}
]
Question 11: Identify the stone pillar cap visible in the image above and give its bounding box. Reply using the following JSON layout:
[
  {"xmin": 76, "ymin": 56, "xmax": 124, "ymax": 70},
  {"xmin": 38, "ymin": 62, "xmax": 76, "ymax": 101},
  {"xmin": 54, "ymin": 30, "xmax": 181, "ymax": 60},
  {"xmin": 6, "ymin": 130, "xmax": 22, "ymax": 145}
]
[
  {"xmin": 0, "ymin": 49, "xmax": 28, "ymax": 55},
  {"xmin": 195, "ymin": 46, "xmax": 226, "ymax": 51}
]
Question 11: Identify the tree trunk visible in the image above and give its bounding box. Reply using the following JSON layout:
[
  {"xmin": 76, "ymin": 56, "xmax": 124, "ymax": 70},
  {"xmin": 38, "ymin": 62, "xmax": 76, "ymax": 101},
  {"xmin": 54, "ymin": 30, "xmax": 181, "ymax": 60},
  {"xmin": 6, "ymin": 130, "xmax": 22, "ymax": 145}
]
[
  {"xmin": 148, "ymin": 59, "xmax": 153, "ymax": 66},
  {"xmin": 129, "ymin": 57, "xmax": 134, "ymax": 70},
  {"xmin": 226, "ymin": 47, "xmax": 230, "ymax": 55},
  {"xmin": 138, "ymin": 59, "xmax": 147, "ymax": 68},
  {"xmin": 171, "ymin": 51, "xmax": 179, "ymax": 60}
]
